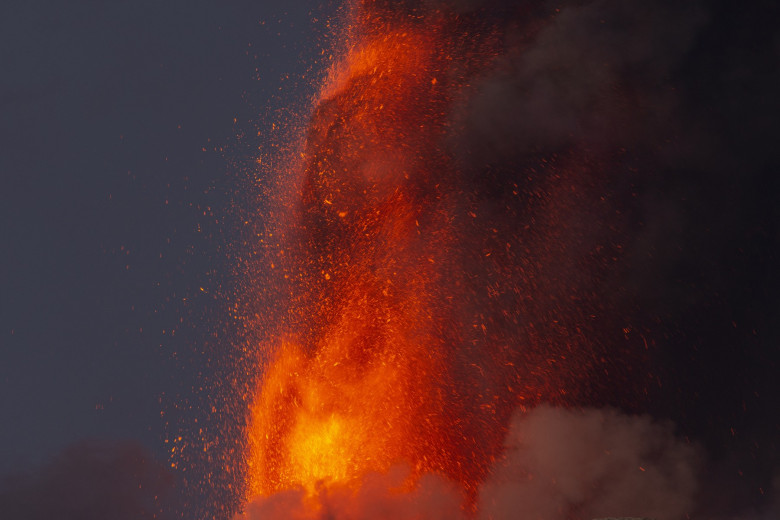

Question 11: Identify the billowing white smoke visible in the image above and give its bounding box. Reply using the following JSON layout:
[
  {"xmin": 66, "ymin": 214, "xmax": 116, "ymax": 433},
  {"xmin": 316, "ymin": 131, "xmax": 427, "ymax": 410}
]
[{"xmin": 237, "ymin": 406, "xmax": 708, "ymax": 520}]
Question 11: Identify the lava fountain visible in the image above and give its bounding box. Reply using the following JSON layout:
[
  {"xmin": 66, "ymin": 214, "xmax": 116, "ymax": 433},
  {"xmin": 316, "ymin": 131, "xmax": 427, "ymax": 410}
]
[{"xmin": 241, "ymin": 0, "xmax": 630, "ymax": 515}]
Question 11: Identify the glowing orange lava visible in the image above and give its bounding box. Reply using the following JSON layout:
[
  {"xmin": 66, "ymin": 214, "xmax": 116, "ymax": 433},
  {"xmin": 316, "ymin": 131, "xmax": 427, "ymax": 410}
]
[{"xmin": 245, "ymin": 10, "xmax": 464, "ymax": 498}]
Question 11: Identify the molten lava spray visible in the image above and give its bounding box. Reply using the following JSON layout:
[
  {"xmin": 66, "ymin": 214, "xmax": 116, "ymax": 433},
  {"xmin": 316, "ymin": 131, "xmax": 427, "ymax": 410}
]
[{"xmin": 242, "ymin": 0, "xmax": 638, "ymax": 516}]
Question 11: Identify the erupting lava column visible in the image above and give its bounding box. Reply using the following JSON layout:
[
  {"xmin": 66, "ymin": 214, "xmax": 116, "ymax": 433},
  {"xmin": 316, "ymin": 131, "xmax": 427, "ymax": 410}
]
[{"xmin": 244, "ymin": 4, "xmax": 495, "ymax": 502}]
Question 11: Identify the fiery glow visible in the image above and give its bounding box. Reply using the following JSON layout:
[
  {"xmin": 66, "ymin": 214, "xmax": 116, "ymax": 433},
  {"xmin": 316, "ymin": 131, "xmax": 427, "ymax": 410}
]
[{"xmin": 245, "ymin": 6, "xmax": 473, "ymax": 500}]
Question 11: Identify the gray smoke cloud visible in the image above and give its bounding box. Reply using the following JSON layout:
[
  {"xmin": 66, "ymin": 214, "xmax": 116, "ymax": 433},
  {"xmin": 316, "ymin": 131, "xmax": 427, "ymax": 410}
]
[{"xmin": 478, "ymin": 407, "xmax": 701, "ymax": 520}]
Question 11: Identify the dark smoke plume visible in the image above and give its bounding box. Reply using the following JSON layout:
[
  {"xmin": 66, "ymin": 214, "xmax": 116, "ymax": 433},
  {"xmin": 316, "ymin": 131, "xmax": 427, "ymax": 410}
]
[{"xmin": 451, "ymin": 0, "xmax": 707, "ymax": 165}]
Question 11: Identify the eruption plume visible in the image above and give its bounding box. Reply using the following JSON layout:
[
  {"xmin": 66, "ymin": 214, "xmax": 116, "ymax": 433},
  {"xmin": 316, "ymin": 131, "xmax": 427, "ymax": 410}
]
[{"xmin": 231, "ymin": 1, "xmax": 755, "ymax": 518}]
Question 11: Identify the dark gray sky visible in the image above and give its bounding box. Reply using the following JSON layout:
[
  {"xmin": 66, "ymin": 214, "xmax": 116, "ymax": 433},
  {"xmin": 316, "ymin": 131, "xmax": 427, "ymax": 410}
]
[{"xmin": 0, "ymin": 0, "xmax": 326, "ymax": 474}]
